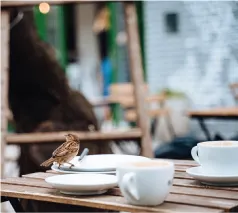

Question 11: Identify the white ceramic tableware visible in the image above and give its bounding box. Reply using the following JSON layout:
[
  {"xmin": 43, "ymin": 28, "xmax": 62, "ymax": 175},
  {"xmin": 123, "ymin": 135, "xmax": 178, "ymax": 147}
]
[
  {"xmin": 55, "ymin": 154, "xmax": 151, "ymax": 172},
  {"xmin": 186, "ymin": 166, "xmax": 238, "ymax": 186},
  {"xmin": 116, "ymin": 160, "xmax": 174, "ymax": 206},
  {"xmin": 51, "ymin": 164, "xmax": 116, "ymax": 175},
  {"xmin": 191, "ymin": 141, "xmax": 238, "ymax": 175},
  {"xmin": 45, "ymin": 174, "xmax": 117, "ymax": 195}
]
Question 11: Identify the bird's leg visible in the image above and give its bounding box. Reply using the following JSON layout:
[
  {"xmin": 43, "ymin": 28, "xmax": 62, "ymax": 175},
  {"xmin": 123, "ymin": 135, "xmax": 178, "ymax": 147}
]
[
  {"xmin": 58, "ymin": 163, "xmax": 61, "ymax": 169},
  {"xmin": 68, "ymin": 163, "xmax": 75, "ymax": 169}
]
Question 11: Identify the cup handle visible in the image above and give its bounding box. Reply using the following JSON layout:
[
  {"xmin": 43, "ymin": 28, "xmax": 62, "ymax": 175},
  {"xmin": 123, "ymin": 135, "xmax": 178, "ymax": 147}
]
[
  {"xmin": 191, "ymin": 146, "xmax": 200, "ymax": 164},
  {"xmin": 121, "ymin": 172, "xmax": 140, "ymax": 202}
]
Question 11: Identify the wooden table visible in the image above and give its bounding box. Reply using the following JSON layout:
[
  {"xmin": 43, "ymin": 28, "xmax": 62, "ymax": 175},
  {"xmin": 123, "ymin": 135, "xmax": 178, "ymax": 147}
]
[
  {"xmin": 1, "ymin": 160, "xmax": 238, "ymax": 212},
  {"xmin": 188, "ymin": 107, "xmax": 238, "ymax": 141}
]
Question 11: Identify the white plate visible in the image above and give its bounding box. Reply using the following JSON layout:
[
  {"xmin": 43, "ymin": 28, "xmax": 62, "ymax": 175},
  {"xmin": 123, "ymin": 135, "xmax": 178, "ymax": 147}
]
[
  {"xmin": 51, "ymin": 164, "xmax": 116, "ymax": 175},
  {"xmin": 54, "ymin": 154, "xmax": 151, "ymax": 172},
  {"xmin": 186, "ymin": 166, "xmax": 238, "ymax": 186},
  {"xmin": 45, "ymin": 174, "xmax": 118, "ymax": 195}
]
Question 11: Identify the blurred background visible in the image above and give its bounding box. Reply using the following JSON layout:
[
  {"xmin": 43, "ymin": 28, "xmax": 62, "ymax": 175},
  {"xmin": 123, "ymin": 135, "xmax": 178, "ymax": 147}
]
[{"xmin": 4, "ymin": 1, "xmax": 238, "ymax": 179}]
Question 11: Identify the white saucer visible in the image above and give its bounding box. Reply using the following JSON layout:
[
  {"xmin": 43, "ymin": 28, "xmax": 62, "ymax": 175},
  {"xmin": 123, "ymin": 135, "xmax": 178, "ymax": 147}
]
[
  {"xmin": 54, "ymin": 154, "xmax": 151, "ymax": 172},
  {"xmin": 186, "ymin": 166, "xmax": 238, "ymax": 186},
  {"xmin": 51, "ymin": 164, "xmax": 116, "ymax": 175},
  {"xmin": 45, "ymin": 173, "xmax": 118, "ymax": 195}
]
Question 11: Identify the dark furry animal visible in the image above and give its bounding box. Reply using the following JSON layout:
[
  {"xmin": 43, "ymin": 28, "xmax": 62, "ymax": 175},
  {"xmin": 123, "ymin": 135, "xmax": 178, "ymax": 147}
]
[{"xmin": 9, "ymin": 9, "xmax": 112, "ymax": 177}]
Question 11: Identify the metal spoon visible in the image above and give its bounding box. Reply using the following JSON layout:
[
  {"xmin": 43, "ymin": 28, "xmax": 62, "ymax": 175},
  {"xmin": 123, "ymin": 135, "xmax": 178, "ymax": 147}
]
[{"xmin": 78, "ymin": 148, "xmax": 89, "ymax": 162}]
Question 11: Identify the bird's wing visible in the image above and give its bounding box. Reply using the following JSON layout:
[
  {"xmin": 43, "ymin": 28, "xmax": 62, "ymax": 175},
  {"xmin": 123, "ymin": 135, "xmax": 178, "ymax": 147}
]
[
  {"xmin": 52, "ymin": 141, "xmax": 70, "ymax": 157},
  {"xmin": 53, "ymin": 149, "xmax": 69, "ymax": 158},
  {"xmin": 52, "ymin": 141, "xmax": 78, "ymax": 157},
  {"xmin": 54, "ymin": 147, "xmax": 79, "ymax": 158}
]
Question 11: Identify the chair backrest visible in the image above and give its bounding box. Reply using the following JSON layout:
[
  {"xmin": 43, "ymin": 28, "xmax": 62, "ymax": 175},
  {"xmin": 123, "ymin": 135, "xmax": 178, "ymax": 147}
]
[
  {"xmin": 109, "ymin": 83, "xmax": 148, "ymax": 98},
  {"xmin": 230, "ymin": 83, "xmax": 238, "ymax": 100},
  {"xmin": 109, "ymin": 83, "xmax": 149, "ymax": 108},
  {"xmin": 109, "ymin": 83, "xmax": 167, "ymax": 122}
]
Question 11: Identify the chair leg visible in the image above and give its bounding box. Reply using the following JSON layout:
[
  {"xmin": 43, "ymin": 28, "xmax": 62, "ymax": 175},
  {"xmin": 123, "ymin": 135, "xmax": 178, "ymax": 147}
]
[
  {"xmin": 198, "ymin": 118, "xmax": 212, "ymax": 141},
  {"xmin": 158, "ymin": 100, "xmax": 176, "ymax": 139},
  {"xmin": 165, "ymin": 113, "xmax": 176, "ymax": 138},
  {"xmin": 150, "ymin": 118, "xmax": 158, "ymax": 136}
]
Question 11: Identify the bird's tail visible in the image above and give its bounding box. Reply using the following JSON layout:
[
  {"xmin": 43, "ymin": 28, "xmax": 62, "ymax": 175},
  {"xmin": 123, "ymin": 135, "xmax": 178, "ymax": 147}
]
[{"xmin": 40, "ymin": 157, "xmax": 55, "ymax": 167}]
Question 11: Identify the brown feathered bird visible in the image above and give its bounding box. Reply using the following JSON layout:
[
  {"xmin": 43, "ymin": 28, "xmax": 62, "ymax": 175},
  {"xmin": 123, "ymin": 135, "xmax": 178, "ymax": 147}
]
[{"xmin": 40, "ymin": 134, "xmax": 80, "ymax": 169}]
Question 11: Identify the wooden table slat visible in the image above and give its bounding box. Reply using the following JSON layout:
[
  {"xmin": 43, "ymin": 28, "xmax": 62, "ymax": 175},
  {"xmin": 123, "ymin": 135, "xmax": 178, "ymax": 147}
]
[
  {"xmin": 172, "ymin": 178, "xmax": 238, "ymax": 192},
  {"xmin": 25, "ymin": 171, "xmax": 195, "ymax": 180},
  {"xmin": 22, "ymin": 172, "xmax": 56, "ymax": 179},
  {"xmin": 159, "ymin": 159, "xmax": 198, "ymax": 166},
  {"xmin": 22, "ymin": 171, "xmax": 238, "ymax": 192},
  {"xmin": 0, "ymin": 184, "xmax": 224, "ymax": 212},
  {"xmin": 45, "ymin": 165, "xmax": 191, "ymax": 174},
  {"xmin": 109, "ymin": 188, "xmax": 238, "ymax": 210},
  {"xmin": 25, "ymin": 171, "xmax": 193, "ymax": 179},
  {"xmin": 2, "ymin": 176, "xmax": 238, "ymax": 201}
]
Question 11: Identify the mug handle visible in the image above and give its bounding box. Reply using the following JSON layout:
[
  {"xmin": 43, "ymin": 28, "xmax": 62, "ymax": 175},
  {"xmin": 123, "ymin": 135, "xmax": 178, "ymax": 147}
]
[
  {"xmin": 121, "ymin": 172, "xmax": 140, "ymax": 202},
  {"xmin": 191, "ymin": 146, "xmax": 200, "ymax": 164}
]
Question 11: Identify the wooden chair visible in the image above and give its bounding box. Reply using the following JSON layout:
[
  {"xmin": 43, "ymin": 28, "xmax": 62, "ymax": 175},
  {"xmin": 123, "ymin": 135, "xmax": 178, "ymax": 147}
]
[
  {"xmin": 109, "ymin": 83, "xmax": 175, "ymax": 136},
  {"xmin": 109, "ymin": 83, "xmax": 164, "ymax": 105}
]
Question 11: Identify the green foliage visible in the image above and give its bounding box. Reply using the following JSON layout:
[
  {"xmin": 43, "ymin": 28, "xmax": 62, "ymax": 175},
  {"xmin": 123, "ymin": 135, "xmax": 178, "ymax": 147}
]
[{"xmin": 160, "ymin": 88, "xmax": 187, "ymax": 99}]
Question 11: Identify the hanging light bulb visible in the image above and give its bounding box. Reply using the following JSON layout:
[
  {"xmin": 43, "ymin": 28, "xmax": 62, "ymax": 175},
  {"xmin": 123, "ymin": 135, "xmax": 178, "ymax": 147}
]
[{"xmin": 39, "ymin": 2, "xmax": 50, "ymax": 14}]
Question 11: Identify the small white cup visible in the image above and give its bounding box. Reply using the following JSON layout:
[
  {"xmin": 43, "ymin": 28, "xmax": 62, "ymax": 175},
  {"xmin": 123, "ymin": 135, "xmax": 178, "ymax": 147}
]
[
  {"xmin": 191, "ymin": 141, "xmax": 238, "ymax": 175},
  {"xmin": 116, "ymin": 160, "xmax": 174, "ymax": 206}
]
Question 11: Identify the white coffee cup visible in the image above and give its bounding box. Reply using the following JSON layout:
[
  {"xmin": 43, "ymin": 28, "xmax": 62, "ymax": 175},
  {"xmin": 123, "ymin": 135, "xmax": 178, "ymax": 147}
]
[
  {"xmin": 191, "ymin": 141, "xmax": 238, "ymax": 175},
  {"xmin": 116, "ymin": 160, "xmax": 174, "ymax": 206}
]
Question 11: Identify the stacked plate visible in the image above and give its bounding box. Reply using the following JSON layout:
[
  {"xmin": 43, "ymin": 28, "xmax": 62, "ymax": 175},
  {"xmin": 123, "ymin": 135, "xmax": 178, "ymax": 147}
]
[
  {"xmin": 47, "ymin": 154, "xmax": 151, "ymax": 195},
  {"xmin": 51, "ymin": 154, "xmax": 151, "ymax": 175}
]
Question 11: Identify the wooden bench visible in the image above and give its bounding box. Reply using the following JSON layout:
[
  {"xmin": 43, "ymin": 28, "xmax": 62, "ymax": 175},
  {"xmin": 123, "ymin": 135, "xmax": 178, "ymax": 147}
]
[{"xmin": 5, "ymin": 128, "xmax": 142, "ymax": 144}]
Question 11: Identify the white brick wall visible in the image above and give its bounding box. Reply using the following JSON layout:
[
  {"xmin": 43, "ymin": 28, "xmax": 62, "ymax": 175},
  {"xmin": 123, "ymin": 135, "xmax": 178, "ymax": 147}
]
[
  {"xmin": 144, "ymin": 1, "xmax": 195, "ymax": 93},
  {"xmin": 143, "ymin": 2, "xmax": 238, "ymax": 139}
]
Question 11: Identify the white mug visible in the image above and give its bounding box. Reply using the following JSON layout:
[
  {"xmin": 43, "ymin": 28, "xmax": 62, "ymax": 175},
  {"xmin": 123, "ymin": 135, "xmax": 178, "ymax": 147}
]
[
  {"xmin": 191, "ymin": 141, "xmax": 238, "ymax": 175},
  {"xmin": 116, "ymin": 160, "xmax": 174, "ymax": 206}
]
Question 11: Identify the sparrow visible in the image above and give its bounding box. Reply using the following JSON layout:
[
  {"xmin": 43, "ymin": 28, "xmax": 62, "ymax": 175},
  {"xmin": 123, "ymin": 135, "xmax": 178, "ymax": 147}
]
[{"xmin": 40, "ymin": 134, "xmax": 80, "ymax": 169}]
